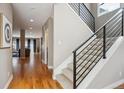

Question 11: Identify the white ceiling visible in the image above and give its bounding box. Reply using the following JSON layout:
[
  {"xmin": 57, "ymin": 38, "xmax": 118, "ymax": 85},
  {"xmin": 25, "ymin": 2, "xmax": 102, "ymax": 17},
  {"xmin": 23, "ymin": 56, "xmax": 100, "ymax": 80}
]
[{"xmin": 12, "ymin": 3, "xmax": 53, "ymax": 36}]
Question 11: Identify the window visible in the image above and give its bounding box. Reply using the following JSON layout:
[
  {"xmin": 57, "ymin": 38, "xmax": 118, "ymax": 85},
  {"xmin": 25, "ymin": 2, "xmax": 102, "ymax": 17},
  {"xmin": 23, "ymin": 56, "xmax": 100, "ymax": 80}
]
[
  {"xmin": 98, "ymin": 3, "xmax": 120, "ymax": 16},
  {"xmin": 12, "ymin": 38, "xmax": 16, "ymax": 51}
]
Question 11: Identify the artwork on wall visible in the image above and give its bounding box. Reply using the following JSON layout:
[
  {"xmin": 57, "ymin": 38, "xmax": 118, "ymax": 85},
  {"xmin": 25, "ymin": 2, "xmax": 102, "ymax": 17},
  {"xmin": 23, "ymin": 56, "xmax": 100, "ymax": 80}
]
[{"xmin": 0, "ymin": 14, "xmax": 12, "ymax": 48}]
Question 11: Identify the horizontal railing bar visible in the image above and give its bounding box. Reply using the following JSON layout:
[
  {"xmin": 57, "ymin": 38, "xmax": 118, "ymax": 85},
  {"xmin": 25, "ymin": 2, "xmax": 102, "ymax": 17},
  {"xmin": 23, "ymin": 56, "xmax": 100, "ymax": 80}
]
[
  {"xmin": 106, "ymin": 23, "xmax": 121, "ymax": 36},
  {"xmin": 106, "ymin": 17, "xmax": 122, "ymax": 31},
  {"xmin": 69, "ymin": 3, "xmax": 95, "ymax": 23},
  {"xmin": 96, "ymin": 9, "xmax": 122, "ymax": 32},
  {"xmin": 76, "ymin": 38, "xmax": 102, "ymax": 62},
  {"xmin": 80, "ymin": 6, "xmax": 94, "ymax": 21},
  {"xmin": 80, "ymin": 13, "xmax": 94, "ymax": 28},
  {"xmin": 76, "ymin": 47, "xmax": 104, "ymax": 87},
  {"xmin": 76, "ymin": 28, "xmax": 117, "ymax": 68},
  {"xmin": 80, "ymin": 10, "xmax": 94, "ymax": 24},
  {"xmin": 73, "ymin": 29, "xmax": 103, "ymax": 52},
  {"xmin": 80, "ymin": 16, "xmax": 94, "ymax": 28},
  {"xmin": 106, "ymin": 31, "xmax": 121, "ymax": 52},
  {"xmin": 76, "ymin": 31, "xmax": 103, "ymax": 57},
  {"xmin": 69, "ymin": 3, "xmax": 95, "ymax": 33},
  {"xmin": 71, "ymin": 4, "xmax": 123, "ymax": 88},
  {"xmin": 69, "ymin": 3, "xmax": 95, "ymax": 25},
  {"xmin": 76, "ymin": 41, "xmax": 104, "ymax": 75},
  {"xmin": 80, "ymin": 18, "xmax": 94, "ymax": 30},
  {"xmin": 73, "ymin": 9, "xmax": 122, "ymax": 52},
  {"xmin": 69, "ymin": 4, "xmax": 79, "ymax": 14},
  {"xmin": 76, "ymin": 37, "xmax": 103, "ymax": 67},
  {"xmin": 76, "ymin": 29, "xmax": 104, "ymax": 56},
  {"xmin": 106, "ymin": 14, "xmax": 122, "ymax": 28},
  {"xmin": 76, "ymin": 40, "xmax": 110, "ymax": 78},
  {"xmin": 76, "ymin": 52, "xmax": 103, "ymax": 87},
  {"xmin": 106, "ymin": 22, "xmax": 122, "ymax": 37},
  {"xmin": 76, "ymin": 27, "xmax": 121, "ymax": 84},
  {"xmin": 80, "ymin": 28, "xmax": 121, "ymax": 75},
  {"xmin": 105, "ymin": 32, "xmax": 121, "ymax": 55},
  {"xmin": 76, "ymin": 23, "xmax": 121, "ymax": 69},
  {"xmin": 81, "ymin": 3, "xmax": 95, "ymax": 19},
  {"xmin": 79, "ymin": 10, "xmax": 94, "ymax": 24},
  {"xmin": 76, "ymin": 39, "xmax": 111, "ymax": 77},
  {"xmin": 80, "ymin": 17, "xmax": 94, "ymax": 29},
  {"xmin": 107, "ymin": 25, "xmax": 121, "ymax": 38},
  {"xmin": 76, "ymin": 39, "xmax": 114, "ymax": 87},
  {"xmin": 76, "ymin": 38, "xmax": 96, "ymax": 56},
  {"xmin": 76, "ymin": 23, "xmax": 121, "ymax": 62},
  {"xmin": 106, "ymin": 28, "xmax": 121, "ymax": 43}
]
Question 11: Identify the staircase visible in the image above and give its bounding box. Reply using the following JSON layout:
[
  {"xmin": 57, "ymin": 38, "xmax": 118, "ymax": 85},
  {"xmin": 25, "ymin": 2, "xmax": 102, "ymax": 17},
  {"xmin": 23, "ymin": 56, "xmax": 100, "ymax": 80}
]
[
  {"xmin": 69, "ymin": 3, "xmax": 95, "ymax": 32},
  {"xmin": 56, "ymin": 38, "xmax": 118, "ymax": 89},
  {"xmin": 56, "ymin": 4, "xmax": 124, "ymax": 89}
]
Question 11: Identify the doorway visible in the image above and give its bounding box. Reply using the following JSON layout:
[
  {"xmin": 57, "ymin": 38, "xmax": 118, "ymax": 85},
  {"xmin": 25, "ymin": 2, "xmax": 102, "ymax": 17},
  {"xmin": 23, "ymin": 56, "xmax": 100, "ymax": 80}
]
[{"xmin": 44, "ymin": 29, "xmax": 49, "ymax": 65}]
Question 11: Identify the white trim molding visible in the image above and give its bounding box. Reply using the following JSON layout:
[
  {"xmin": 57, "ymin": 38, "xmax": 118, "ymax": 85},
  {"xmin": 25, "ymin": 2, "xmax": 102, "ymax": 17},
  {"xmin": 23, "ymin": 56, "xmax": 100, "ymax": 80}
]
[
  {"xmin": 52, "ymin": 75, "xmax": 56, "ymax": 80},
  {"xmin": 42, "ymin": 59, "xmax": 46, "ymax": 64},
  {"xmin": 4, "ymin": 74, "xmax": 13, "ymax": 89},
  {"xmin": 48, "ymin": 66, "xmax": 53, "ymax": 69},
  {"xmin": 53, "ymin": 54, "xmax": 73, "ymax": 80}
]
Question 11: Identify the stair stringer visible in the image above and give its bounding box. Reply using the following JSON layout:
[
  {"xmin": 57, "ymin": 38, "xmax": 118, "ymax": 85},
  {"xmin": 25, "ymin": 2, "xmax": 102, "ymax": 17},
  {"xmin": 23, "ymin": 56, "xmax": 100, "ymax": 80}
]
[
  {"xmin": 53, "ymin": 54, "xmax": 73, "ymax": 80},
  {"xmin": 77, "ymin": 37, "xmax": 124, "ymax": 89},
  {"xmin": 53, "ymin": 37, "xmax": 96, "ymax": 80}
]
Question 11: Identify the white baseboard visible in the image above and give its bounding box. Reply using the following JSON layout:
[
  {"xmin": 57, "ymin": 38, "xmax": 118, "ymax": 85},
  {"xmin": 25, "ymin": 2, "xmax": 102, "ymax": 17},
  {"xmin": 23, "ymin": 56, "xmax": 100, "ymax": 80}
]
[
  {"xmin": 42, "ymin": 59, "xmax": 46, "ymax": 64},
  {"xmin": 104, "ymin": 79, "xmax": 124, "ymax": 89},
  {"xmin": 48, "ymin": 66, "xmax": 53, "ymax": 69},
  {"xmin": 53, "ymin": 54, "xmax": 73, "ymax": 79},
  {"xmin": 4, "ymin": 74, "xmax": 13, "ymax": 89},
  {"xmin": 52, "ymin": 75, "xmax": 56, "ymax": 80}
]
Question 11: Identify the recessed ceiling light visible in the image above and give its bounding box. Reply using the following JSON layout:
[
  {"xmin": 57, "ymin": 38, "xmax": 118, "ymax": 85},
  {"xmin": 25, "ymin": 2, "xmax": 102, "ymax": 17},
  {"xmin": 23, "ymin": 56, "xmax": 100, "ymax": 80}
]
[
  {"xmin": 29, "ymin": 27, "xmax": 32, "ymax": 30},
  {"xmin": 30, "ymin": 19, "xmax": 34, "ymax": 22}
]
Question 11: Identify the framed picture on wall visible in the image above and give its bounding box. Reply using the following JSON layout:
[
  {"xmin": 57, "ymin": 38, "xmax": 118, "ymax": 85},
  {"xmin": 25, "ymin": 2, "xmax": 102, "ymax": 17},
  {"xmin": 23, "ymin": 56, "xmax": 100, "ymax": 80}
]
[{"xmin": 0, "ymin": 14, "xmax": 12, "ymax": 48}]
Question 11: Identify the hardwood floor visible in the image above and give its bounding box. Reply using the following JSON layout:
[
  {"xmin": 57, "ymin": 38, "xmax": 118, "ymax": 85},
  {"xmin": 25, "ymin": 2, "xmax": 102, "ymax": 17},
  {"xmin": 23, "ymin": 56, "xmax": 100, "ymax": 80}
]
[
  {"xmin": 9, "ymin": 54, "xmax": 62, "ymax": 89},
  {"xmin": 115, "ymin": 84, "xmax": 124, "ymax": 89}
]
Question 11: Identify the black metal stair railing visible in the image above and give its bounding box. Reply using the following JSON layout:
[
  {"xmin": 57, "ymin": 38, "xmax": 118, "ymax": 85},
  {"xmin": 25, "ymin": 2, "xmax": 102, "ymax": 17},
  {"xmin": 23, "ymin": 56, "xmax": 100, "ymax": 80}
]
[
  {"xmin": 69, "ymin": 3, "xmax": 95, "ymax": 32},
  {"xmin": 73, "ymin": 9, "xmax": 124, "ymax": 89}
]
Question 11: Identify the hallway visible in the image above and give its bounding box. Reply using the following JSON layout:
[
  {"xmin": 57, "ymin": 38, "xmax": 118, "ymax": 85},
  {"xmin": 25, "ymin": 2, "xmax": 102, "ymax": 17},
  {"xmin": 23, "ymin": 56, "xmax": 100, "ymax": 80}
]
[{"xmin": 9, "ymin": 54, "xmax": 62, "ymax": 89}]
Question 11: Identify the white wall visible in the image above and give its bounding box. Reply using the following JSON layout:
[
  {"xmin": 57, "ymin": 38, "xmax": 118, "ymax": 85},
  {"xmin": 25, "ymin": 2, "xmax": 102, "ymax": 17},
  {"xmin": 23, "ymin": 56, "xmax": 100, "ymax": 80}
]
[
  {"xmin": 53, "ymin": 4, "xmax": 93, "ymax": 69},
  {"xmin": 48, "ymin": 18, "xmax": 53, "ymax": 68},
  {"xmin": 0, "ymin": 4, "xmax": 13, "ymax": 88},
  {"xmin": 87, "ymin": 37, "xmax": 124, "ymax": 88},
  {"xmin": 42, "ymin": 26, "xmax": 46, "ymax": 64}
]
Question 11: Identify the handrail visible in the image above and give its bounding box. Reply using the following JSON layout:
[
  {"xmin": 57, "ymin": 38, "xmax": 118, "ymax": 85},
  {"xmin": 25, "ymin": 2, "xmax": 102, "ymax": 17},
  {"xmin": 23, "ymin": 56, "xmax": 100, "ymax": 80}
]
[
  {"xmin": 82, "ymin": 3, "xmax": 95, "ymax": 20},
  {"xmin": 97, "ymin": 9, "xmax": 122, "ymax": 31},
  {"xmin": 73, "ymin": 7, "xmax": 123, "ymax": 89},
  {"xmin": 73, "ymin": 9, "xmax": 122, "ymax": 53},
  {"xmin": 69, "ymin": 3, "xmax": 95, "ymax": 32}
]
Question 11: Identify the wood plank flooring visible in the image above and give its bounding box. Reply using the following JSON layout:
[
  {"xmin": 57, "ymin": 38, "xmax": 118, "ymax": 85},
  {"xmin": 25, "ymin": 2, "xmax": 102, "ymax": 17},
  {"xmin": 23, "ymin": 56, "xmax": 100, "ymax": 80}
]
[
  {"xmin": 9, "ymin": 54, "xmax": 62, "ymax": 89},
  {"xmin": 115, "ymin": 84, "xmax": 124, "ymax": 89}
]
